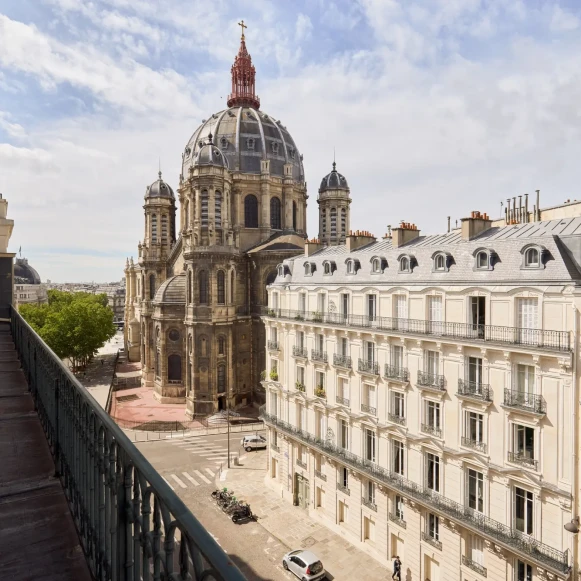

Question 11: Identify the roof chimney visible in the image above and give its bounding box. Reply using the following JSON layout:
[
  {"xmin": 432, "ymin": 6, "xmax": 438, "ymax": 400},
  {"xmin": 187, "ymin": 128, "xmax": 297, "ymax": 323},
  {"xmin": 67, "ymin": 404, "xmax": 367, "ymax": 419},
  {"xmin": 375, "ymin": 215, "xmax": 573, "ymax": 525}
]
[
  {"xmin": 305, "ymin": 237, "xmax": 324, "ymax": 257},
  {"xmin": 392, "ymin": 221, "xmax": 420, "ymax": 249},
  {"xmin": 346, "ymin": 230, "xmax": 376, "ymax": 252},
  {"xmin": 461, "ymin": 211, "xmax": 492, "ymax": 241}
]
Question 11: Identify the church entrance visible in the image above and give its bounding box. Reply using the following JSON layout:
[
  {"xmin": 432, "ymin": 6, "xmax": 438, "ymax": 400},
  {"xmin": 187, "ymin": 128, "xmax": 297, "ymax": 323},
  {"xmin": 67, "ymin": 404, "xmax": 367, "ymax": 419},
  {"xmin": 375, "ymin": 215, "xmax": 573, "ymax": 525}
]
[{"xmin": 218, "ymin": 396, "xmax": 225, "ymax": 411}]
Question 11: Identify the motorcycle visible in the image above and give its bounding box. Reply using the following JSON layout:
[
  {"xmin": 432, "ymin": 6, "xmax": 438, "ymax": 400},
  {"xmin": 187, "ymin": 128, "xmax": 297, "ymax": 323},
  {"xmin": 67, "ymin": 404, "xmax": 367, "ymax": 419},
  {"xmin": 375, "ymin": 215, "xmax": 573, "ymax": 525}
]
[
  {"xmin": 231, "ymin": 502, "xmax": 254, "ymax": 523},
  {"xmin": 221, "ymin": 497, "xmax": 241, "ymax": 513},
  {"xmin": 211, "ymin": 487, "xmax": 228, "ymax": 499}
]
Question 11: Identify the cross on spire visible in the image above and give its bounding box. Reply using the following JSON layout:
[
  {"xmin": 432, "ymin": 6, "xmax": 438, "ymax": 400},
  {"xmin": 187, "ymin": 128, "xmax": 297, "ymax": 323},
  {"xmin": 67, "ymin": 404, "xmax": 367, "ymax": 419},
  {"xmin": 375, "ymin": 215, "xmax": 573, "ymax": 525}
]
[
  {"xmin": 238, "ymin": 20, "xmax": 247, "ymax": 40},
  {"xmin": 227, "ymin": 21, "xmax": 260, "ymax": 110}
]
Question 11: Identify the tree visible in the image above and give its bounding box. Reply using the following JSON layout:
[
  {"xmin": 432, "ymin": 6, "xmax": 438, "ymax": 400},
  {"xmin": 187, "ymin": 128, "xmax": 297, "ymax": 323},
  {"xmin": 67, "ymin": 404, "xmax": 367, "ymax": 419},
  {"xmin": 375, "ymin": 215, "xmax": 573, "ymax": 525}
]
[{"xmin": 21, "ymin": 291, "xmax": 116, "ymax": 370}]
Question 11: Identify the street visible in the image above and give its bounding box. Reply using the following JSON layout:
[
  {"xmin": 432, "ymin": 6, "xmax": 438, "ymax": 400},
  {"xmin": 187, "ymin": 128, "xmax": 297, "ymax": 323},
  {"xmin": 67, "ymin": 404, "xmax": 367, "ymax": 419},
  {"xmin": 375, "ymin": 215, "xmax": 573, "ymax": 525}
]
[{"xmin": 135, "ymin": 431, "xmax": 291, "ymax": 581}]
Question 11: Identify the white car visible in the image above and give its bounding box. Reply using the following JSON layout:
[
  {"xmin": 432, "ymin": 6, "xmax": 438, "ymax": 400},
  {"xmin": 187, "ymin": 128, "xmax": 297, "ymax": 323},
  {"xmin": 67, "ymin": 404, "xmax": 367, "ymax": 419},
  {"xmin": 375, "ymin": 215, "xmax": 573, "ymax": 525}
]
[
  {"xmin": 282, "ymin": 550, "xmax": 326, "ymax": 581},
  {"xmin": 240, "ymin": 434, "xmax": 266, "ymax": 452}
]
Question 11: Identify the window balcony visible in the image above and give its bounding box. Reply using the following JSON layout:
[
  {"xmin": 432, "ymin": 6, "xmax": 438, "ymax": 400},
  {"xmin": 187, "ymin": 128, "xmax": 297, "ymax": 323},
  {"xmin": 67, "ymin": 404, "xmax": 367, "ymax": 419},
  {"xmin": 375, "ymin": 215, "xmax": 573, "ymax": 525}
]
[
  {"xmin": 336, "ymin": 395, "xmax": 350, "ymax": 406},
  {"xmin": 314, "ymin": 386, "xmax": 326, "ymax": 399},
  {"xmin": 457, "ymin": 379, "xmax": 492, "ymax": 402},
  {"xmin": 295, "ymin": 382, "xmax": 306, "ymax": 392},
  {"xmin": 267, "ymin": 340, "xmax": 279, "ymax": 351},
  {"xmin": 507, "ymin": 451, "xmax": 538, "ymax": 470},
  {"xmin": 257, "ymin": 307, "xmax": 571, "ymax": 353},
  {"xmin": 388, "ymin": 412, "xmax": 406, "ymax": 426},
  {"xmin": 358, "ymin": 359, "xmax": 379, "ymax": 375},
  {"xmin": 417, "ymin": 371, "xmax": 446, "ymax": 390},
  {"xmin": 258, "ymin": 406, "xmax": 570, "ymax": 575},
  {"xmin": 461, "ymin": 437, "xmax": 487, "ymax": 454},
  {"xmin": 361, "ymin": 403, "xmax": 377, "ymax": 416},
  {"xmin": 462, "ymin": 556, "xmax": 487, "ymax": 578},
  {"xmin": 422, "ymin": 532, "xmax": 442, "ymax": 551},
  {"xmin": 503, "ymin": 389, "xmax": 546, "ymax": 415},
  {"xmin": 384, "ymin": 364, "xmax": 409, "ymax": 382},
  {"xmin": 421, "ymin": 423, "xmax": 442, "ymax": 438},
  {"xmin": 270, "ymin": 443, "xmax": 280, "ymax": 453},
  {"xmin": 362, "ymin": 497, "xmax": 377, "ymax": 512},
  {"xmin": 337, "ymin": 483, "xmax": 350, "ymax": 495},
  {"xmin": 333, "ymin": 353, "xmax": 352, "ymax": 369},
  {"xmin": 292, "ymin": 345, "xmax": 308, "ymax": 358},
  {"xmin": 389, "ymin": 512, "xmax": 407, "ymax": 529},
  {"xmin": 311, "ymin": 350, "xmax": 328, "ymax": 363},
  {"xmin": 315, "ymin": 470, "xmax": 327, "ymax": 482},
  {"xmin": 296, "ymin": 459, "xmax": 307, "ymax": 469}
]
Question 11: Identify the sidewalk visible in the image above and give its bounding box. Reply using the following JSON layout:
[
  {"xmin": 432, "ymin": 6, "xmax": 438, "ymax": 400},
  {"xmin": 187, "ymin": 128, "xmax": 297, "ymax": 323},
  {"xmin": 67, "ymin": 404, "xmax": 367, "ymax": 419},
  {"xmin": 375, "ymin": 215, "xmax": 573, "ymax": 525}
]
[{"xmin": 218, "ymin": 451, "xmax": 390, "ymax": 581}]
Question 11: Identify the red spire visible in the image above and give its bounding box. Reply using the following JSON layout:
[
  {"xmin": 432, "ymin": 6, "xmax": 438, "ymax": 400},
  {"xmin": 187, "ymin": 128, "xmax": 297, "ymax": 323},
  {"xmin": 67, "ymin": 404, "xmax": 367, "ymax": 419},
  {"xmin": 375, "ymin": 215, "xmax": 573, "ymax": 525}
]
[{"xmin": 227, "ymin": 20, "xmax": 260, "ymax": 110}]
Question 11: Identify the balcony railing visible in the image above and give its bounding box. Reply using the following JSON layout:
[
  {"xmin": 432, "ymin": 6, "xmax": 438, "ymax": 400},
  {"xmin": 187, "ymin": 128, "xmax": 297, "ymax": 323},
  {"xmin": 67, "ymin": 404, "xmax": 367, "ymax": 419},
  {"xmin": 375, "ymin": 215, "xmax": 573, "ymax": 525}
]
[
  {"xmin": 336, "ymin": 395, "xmax": 350, "ymax": 406},
  {"xmin": 461, "ymin": 437, "xmax": 487, "ymax": 454},
  {"xmin": 337, "ymin": 483, "xmax": 350, "ymax": 495},
  {"xmin": 421, "ymin": 423, "xmax": 442, "ymax": 438},
  {"xmin": 12, "ymin": 309, "xmax": 247, "ymax": 581},
  {"xmin": 296, "ymin": 459, "xmax": 307, "ymax": 469},
  {"xmin": 292, "ymin": 345, "xmax": 308, "ymax": 358},
  {"xmin": 362, "ymin": 497, "xmax": 377, "ymax": 512},
  {"xmin": 508, "ymin": 451, "xmax": 538, "ymax": 470},
  {"xmin": 311, "ymin": 350, "xmax": 328, "ymax": 363},
  {"xmin": 389, "ymin": 512, "xmax": 407, "ymax": 529},
  {"xmin": 256, "ymin": 307, "xmax": 571, "ymax": 353},
  {"xmin": 417, "ymin": 371, "xmax": 446, "ymax": 390},
  {"xmin": 358, "ymin": 359, "xmax": 379, "ymax": 375},
  {"xmin": 333, "ymin": 353, "xmax": 352, "ymax": 368},
  {"xmin": 259, "ymin": 406, "xmax": 568, "ymax": 574},
  {"xmin": 422, "ymin": 531, "xmax": 442, "ymax": 551},
  {"xmin": 384, "ymin": 364, "xmax": 409, "ymax": 382},
  {"xmin": 267, "ymin": 340, "xmax": 279, "ymax": 351},
  {"xmin": 458, "ymin": 379, "xmax": 492, "ymax": 402},
  {"xmin": 361, "ymin": 403, "xmax": 377, "ymax": 416},
  {"xmin": 388, "ymin": 413, "xmax": 406, "ymax": 426},
  {"xmin": 462, "ymin": 555, "xmax": 488, "ymax": 577},
  {"xmin": 504, "ymin": 389, "xmax": 547, "ymax": 415},
  {"xmin": 315, "ymin": 470, "xmax": 327, "ymax": 481}
]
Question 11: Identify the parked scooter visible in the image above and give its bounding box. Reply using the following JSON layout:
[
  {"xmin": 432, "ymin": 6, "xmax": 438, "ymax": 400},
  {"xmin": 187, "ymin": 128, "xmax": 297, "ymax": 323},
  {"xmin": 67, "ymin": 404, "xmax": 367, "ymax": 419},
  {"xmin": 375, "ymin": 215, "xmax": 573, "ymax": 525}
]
[{"xmin": 231, "ymin": 502, "xmax": 254, "ymax": 523}]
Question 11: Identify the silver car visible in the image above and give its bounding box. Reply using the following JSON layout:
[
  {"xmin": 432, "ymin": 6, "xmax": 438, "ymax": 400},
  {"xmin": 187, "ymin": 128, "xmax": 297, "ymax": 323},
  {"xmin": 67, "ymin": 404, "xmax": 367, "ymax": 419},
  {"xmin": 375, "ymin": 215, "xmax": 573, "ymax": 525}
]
[
  {"xmin": 241, "ymin": 434, "xmax": 266, "ymax": 452},
  {"xmin": 282, "ymin": 549, "xmax": 326, "ymax": 581}
]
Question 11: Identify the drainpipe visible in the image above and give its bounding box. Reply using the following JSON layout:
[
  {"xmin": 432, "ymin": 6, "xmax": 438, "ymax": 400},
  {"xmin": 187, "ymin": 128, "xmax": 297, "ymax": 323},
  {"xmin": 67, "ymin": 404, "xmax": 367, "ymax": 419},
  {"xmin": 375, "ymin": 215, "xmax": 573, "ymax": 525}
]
[{"xmin": 572, "ymin": 303, "xmax": 579, "ymax": 576}]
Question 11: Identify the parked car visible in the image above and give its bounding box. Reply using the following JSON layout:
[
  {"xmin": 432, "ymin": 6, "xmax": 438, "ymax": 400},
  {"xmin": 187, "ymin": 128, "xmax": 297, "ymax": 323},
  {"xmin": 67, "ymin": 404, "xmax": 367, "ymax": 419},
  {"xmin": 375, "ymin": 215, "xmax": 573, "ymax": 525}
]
[
  {"xmin": 241, "ymin": 434, "xmax": 266, "ymax": 452},
  {"xmin": 282, "ymin": 550, "xmax": 326, "ymax": 581}
]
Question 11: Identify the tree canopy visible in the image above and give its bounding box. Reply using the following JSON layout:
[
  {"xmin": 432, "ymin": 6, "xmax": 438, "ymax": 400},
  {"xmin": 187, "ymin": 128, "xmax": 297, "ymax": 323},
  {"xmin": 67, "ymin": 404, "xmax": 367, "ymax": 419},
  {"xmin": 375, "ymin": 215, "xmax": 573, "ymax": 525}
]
[{"xmin": 20, "ymin": 290, "xmax": 116, "ymax": 369}]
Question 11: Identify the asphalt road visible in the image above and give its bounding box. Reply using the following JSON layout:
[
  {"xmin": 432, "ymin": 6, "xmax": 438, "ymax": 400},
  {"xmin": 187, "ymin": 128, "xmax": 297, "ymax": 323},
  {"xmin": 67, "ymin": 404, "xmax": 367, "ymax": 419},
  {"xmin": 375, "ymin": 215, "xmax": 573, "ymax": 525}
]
[{"xmin": 136, "ymin": 431, "xmax": 292, "ymax": 581}]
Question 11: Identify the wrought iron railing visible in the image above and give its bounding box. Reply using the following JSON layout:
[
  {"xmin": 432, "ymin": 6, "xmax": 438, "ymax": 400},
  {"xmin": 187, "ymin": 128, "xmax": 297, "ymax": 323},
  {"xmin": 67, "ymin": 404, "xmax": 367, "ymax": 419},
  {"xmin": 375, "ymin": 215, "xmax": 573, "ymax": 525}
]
[
  {"xmin": 267, "ymin": 340, "xmax": 279, "ymax": 351},
  {"xmin": 259, "ymin": 407, "xmax": 568, "ymax": 573},
  {"xmin": 256, "ymin": 307, "xmax": 571, "ymax": 352},
  {"xmin": 292, "ymin": 345, "xmax": 308, "ymax": 358},
  {"xmin": 508, "ymin": 451, "xmax": 538, "ymax": 470},
  {"xmin": 458, "ymin": 379, "xmax": 492, "ymax": 402},
  {"xmin": 417, "ymin": 371, "xmax": 446, "ymax": 390},
  {"xmin": 337, "ymin": 483, "xmax": 350, "ymax": 495},
  {"xmin": 362, "ymin": 497, "xmax": 377, "ymax": 511},
  {"xmin": 389, "ymin": 512, "xmax": 407, "ymax": 529},
  {"xmin": 311, "ymin": 350, "xmax": 328, "ymax": 363},
  {"xmin": 388, "ymin": 412, "xmax": 406, "ymax": 426},
  {"xmin": 361, "ymin": 403, "xmax": 377, "ymax": 415},
  {"xmin": 296, "ymin": 459, "xmax": 307, "ymax": 469},
  {"xmin": 333, "ymin": 354, "xmax": 352, "ymax": 368},
  {"xmin": 422, "ymin": 531, "xmax": 442, "ymax": 551},
  {"xmin": 358, "ymin": 359, "xmax": 379, "ymax": 375},
  {"xmin": 11, "ymin": 308, "xmax": 247, "ymax": 581},
  {"xmin": 504, "ymin": 389, "xmax": 547, "ymax": 414},
  {"xmin": 384, "ymin": 364, "xmax": 409, "ymax": 382},
  {"xmin": 462, "ymin": 555, "xmax": 487, "ymax": 577},
  {"xmin": 461, "ymin": 437, "xmax": 487, "ymax": 454},
  {"xmin": 421, "ymin": 423, "xmax": 442, "ymax": 438},
  {"xmin": 336, "ymin": 395, "xmax": 350, "ymax": 406},
  {"xmin": 315, "ymin": 470, "xmax": 327, "ymax": 481}
]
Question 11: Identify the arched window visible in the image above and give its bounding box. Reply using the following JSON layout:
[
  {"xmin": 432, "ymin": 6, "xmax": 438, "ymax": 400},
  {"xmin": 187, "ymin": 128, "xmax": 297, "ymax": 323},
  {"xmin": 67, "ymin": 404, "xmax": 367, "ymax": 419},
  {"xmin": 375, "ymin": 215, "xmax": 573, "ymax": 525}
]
[
  {"xmin": 151, "ymin": 214, "xmax": 158, "ymax": 243},
  {"xmin": 434, "ymin": 254, "xmax": 445, "ymax": 271},
  {"xmin": 201, "ymin": 190, "xmax": 208, "ymax": 227},
  {"xmin": 341, "ymin": 208, "xmax": 346, "ymax": 235},
  {"xmin": 400, "ymin": 257, "xmax": 410, "ymax": 272},
  {"xmin": 245, "ymin": 195, "xmax": 258, "ymax": 228},
  {"xmin": 330, "ymin": 207, "xmax": 337, "ymax": 240},
  {"xmin": 346, "ymin": 260, "xmax": 353, "ymax": 274},
  {"xmin": 217, "ymin": 270, "xmax": 225, "ymax": 304},
  {"xmin": 184, "ymin": 200, "xmax": 189, "ymax": 229},
  {"xmin": 324, "ymin": 262, "xmax": 331, "ymax": 275},
  {"xmin": 217, "ymin": 364, "xmax": 226, "ymax": 393},
  {"xmin": 372, "ymin": 258, "xmax": 381, "ymax": 273},
  {"xmin": 305, "ymin": 263, "xmax": 311, "ymax": 276},
  {"xmin": 230, "ymin": 270, "xmax": 235, "ymax": 303},
  {"xmin": 187, "ymin": 270, "xmax": 192, "ymax": 303},
  {"xmin": 270, "ymin": 197, "xmax": 281, "ymax": 230},
  {"xmin": 293, "ymin": 201, "xmax": 298, "ymax": 230},
  {"xmin": 218, "ymin": 336, "xmax": 225, "ymax": 355},
  {"xmin": 199, "ymin": 270, "xmax": 208, "ymax": 304},
  {"xmin": 149, "ymin": 274, "xmax": 155, "ymax": 300},
  {"xmin": 168, "ymin": 354, "xmax": 182, "ymax": 381},
  {"xmin": 477, "ymin": 251, "xmax": 488, "ymax": 269},
  {"xmin": 525, "ymin": 247, "xmax": 539, "ymax": 267},
  {"xmin": 215, "ymin": 191, "xmax": 222, "ymax": 228},
  {"xmin": 161, "ymin": 215, "xmax": 168, "ymax": 243}
]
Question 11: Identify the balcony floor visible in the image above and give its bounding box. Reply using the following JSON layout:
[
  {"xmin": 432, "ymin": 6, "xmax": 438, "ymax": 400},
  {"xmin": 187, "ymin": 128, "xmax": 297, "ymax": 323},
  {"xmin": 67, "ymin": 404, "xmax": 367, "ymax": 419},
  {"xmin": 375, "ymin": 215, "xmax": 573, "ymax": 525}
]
[{"xmin": 0, "ymin": 322, "xmax": 92, "ymax": 581}]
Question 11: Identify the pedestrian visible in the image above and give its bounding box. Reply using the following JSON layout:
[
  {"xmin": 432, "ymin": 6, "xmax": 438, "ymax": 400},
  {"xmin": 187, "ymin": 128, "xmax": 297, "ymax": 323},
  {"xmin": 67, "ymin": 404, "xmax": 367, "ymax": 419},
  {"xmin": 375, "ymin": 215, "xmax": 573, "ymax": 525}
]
[{"xmin": 392, "ymin": 555, "xmax": 402, "ymax": 580}]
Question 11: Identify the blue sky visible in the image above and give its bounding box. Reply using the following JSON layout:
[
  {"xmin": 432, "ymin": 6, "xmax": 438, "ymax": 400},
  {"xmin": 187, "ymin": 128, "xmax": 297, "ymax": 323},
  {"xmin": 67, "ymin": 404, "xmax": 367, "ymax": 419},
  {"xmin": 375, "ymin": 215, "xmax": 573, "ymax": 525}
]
[{"xmin": 2, "ymin": 0, "xmax": 581, "ymax": 282}]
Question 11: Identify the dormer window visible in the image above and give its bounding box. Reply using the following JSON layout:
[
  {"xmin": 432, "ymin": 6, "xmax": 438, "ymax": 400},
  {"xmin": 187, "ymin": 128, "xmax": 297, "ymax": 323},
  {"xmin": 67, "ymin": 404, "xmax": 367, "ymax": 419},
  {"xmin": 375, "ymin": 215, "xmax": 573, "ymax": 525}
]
[
  {"xmin": 247, "ymin": 138, "xmax": 255, "ymax": 150},
  {"xmin": 220, "ymin": 137, "xmax": 228, "ymax": 150},
  {"xmin": 289, "ymin": 146, "xmax": 295, "ymax": 159},
  {"xmin": 346, "ymin": 260, "xmax": 354, "ymax": 274},
  {"xmin": 525, "ymin": 248, "xmax": 539, "ymax": 267},
  {"xmin": 372, "ymin": 258, "xmax": 381, "ymax": 273},
  {"xmin": 272, "ymin": 142, "xmax": 279, "ymax": 154},
  {"xmin": 399, "ymin": 255, "xmax": 413, "ymax": 273},
  {"xmin": 324, "ymin": 262, "xmax": 331, "ymax": 275},
  {"xmin": 304, "ymin": 262, "xmax": 315, "ymax": 276},
  {"xmin": 370, "ymin": 256, "xmax": 386, "ymax": 274},
  {"xmin": 473, "ymin": 248, "xmax": 495, "ymax": 271},
  {"xmin": 278, "ymin": 265, "xmax": 284, "ymax": 277},
  {"xmin": 434, "ymin": 254, "xmax": 445, "ymax": 271},
  {"xmin": 477, "ymin": 251, "xmax": 488, "ymax": 269},
  {"xmin": 520, "ymin": 244, "xmax": 546, "ymax": 270}
]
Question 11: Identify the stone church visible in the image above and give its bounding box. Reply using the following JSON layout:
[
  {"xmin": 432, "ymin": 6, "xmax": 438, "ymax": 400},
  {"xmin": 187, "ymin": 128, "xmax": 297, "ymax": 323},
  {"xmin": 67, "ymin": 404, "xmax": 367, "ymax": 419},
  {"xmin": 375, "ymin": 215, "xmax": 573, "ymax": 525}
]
[{"xmin": 124, "ymin": 25, "xmax": 351, "ymax": 417}]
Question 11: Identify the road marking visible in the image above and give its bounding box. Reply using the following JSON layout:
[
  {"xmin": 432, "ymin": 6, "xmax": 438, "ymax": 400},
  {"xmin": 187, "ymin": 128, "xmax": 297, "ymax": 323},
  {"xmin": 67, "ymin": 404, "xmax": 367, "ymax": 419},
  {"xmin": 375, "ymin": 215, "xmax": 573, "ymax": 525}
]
[
  {"xmin": 182, "ymin": 472, "xmax": 200, "ymax": 486},
  {"xmin": 170, "ymin": 474, "xmax": 187, "ymax": 489},
  {"xmin": 194, "ymin": 470, "xmax": 212, "ymax": 484},
  {"xmin": 162, "ymin": 477, "xmax": 175, "ymax": 491},
  {"xmin": 220, "ymin": 469, "xmax": 228, "ymax": 482},
  {"xmin": 205, "ymin": 468, "xmax": 215, "ymax": 478}
]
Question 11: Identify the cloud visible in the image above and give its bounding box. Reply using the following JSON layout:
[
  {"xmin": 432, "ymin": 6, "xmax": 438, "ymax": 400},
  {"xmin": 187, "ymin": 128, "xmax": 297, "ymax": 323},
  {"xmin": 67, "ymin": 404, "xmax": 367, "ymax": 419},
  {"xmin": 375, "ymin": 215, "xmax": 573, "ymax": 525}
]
[
  {"xmin": 296, "ymin": 13, "xmax": 313, "ymax": 41},
  {"xmin": 550, "ymin": 4, "xmax": 579, "ymax": 32}
]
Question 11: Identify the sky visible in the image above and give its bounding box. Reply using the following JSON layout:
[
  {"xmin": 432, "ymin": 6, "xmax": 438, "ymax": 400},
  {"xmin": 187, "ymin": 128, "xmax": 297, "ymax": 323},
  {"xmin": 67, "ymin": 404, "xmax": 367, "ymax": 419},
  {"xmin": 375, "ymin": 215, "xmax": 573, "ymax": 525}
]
[{"xmin": 2, "ymin": 1, "xmax": 581, "ymax": 282}]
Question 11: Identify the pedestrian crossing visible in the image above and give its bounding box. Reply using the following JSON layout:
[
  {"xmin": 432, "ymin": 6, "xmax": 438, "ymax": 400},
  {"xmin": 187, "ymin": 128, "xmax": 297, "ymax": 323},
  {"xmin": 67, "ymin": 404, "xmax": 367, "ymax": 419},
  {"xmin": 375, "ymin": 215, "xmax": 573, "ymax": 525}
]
[
  {"xmin": 162, "ymin": 467, "xmax": 218, "ymax": 491},
  {"xmin": 169, "ymin": 435, "xmax": 241, "ymax": 466}
]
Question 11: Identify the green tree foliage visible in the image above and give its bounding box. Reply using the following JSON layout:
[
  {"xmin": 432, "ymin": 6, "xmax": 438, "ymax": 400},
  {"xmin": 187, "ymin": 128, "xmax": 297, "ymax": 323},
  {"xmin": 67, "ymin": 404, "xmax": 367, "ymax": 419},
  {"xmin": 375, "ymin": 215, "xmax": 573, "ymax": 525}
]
[{"xmin": 21, "ymin": 290, "xmax": 116, "ymax": 370}]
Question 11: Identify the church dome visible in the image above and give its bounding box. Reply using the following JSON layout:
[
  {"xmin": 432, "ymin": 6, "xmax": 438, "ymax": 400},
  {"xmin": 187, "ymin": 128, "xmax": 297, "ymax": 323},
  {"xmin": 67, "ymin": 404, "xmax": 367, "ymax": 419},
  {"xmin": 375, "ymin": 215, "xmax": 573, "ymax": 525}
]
[
  {"xmin": 319, "ymin": 162, "xmax": 349, "ymax": 193},
  {"xmin": 193, "ymin": 136, "xmax": 229, "ymax": 169},
  {"xmin": 153, "ymin": 273, "xmax": 186, "ymax": 304},
  {"xmin": 181, "ymin": 31, "xmax": 304, "ymax": 183},
  {"xmin": 145, "ymin": 172, "xmax": 174, "ymax": 199},
  {"xmin": 14, "ymin": 257, "xmax": 41, "ymax": 284}
]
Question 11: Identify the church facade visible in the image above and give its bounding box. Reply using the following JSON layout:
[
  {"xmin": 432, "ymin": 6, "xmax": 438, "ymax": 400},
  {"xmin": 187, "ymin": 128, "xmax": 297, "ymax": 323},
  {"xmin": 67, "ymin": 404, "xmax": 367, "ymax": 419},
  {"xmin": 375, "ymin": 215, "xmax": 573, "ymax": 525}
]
[{"xmin": 123, "ymin": 28, "xmax": 345, "ymax": 417}]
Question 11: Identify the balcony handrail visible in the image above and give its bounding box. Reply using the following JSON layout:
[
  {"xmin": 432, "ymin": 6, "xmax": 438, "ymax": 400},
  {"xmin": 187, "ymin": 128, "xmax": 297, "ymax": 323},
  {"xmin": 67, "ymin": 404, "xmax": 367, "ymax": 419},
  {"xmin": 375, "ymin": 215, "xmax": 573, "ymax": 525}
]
[
  {"xmin": 458, "ymin": 378, "xmax": 492, "ymax": 402},
  {"xmin": 257, "ymin": 307, "xmax": 571, "ymax": 352},
  {"xmin": 462, "ymin": 555, "xmax": 487, "ymax": 577},
  {"xmin": 358, "ymin": 358, "xmax": 379, "ymax": 375},
  {"xmin": 11, "ymin": 308, "xmax": 247, "ymax": 581},
  {"xmin": 417, "ymin": 370, "xmax": 446, "ymax": 390},
  {"xmin": 504, "ymin": 388, "xmax": 547, "ymax": 414},
  {"xmin": 333, "ymin": 353, "xmax": 352, "ymax": 368},
  {"xmin": 259, "ymin": 407, "xmax": 568, "ymax": 573},
  {"xmin": 292, "ymin": 345, "xmax": 308, "ymax": 358},
  {"xmin": 311, "ymin": 349, "xmax": 328, "ymax": 363},
  {"xmin": 384, "ymin": 364, "xmax": 409, "ymax": 382},
  {"xmin": 267, "ymin": 340, "xmax": 279, "ymax": 351}
]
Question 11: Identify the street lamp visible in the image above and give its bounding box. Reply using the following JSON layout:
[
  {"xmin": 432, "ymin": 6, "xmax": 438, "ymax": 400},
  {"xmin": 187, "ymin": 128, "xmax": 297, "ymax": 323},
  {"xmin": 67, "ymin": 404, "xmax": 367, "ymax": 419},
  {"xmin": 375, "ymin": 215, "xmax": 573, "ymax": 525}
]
[
  {"xmin": 564, "ymin": 517, "xmax": 579, "ymax": 533},
  {"xmin": 227, "ymin": 388, "xmax": 231, "ymax": 468}
]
